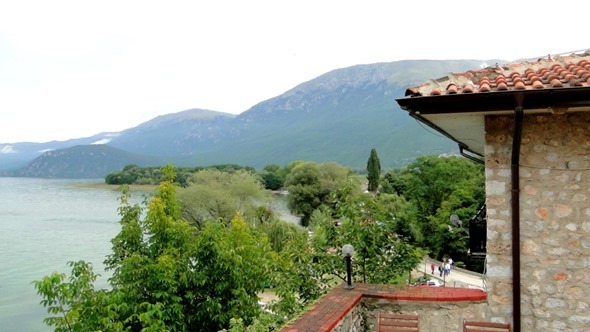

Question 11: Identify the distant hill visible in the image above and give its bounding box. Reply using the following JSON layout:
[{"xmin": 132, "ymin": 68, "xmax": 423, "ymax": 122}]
[
  {"xmin": 0, "ymin": 59, "xmax": 504, "ymax": 178},
  {"xmin": 1, "ymin": 145, "xmax": 163, "ymax": 178}
]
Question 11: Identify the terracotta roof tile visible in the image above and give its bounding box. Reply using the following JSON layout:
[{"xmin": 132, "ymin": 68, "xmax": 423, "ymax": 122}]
[{"xmin": 405, "ymin": 50, "xmax": 590, "ymax": 97}]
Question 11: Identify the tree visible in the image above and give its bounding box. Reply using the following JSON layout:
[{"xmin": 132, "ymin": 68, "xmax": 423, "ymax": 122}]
[
  {"xmin": 376, "ymin": 193, "xmax": 420, "ymax": 242},
  {"xmin": 190, "ymin": 216, "xmax": 275, "ymax": 330},
  {"xmin": 258, "ymin": 218, "xmax": 308, "ymax": 253},
  {"xmin": 284, "ymin": 162, "xmax": 357, "ymax": 227},
  {"xmin": 177, "ymin": 168, "xmax": 270, "ymax": 228},
  {"xmin": 259, "ymin": 164, "xmax": 284, "ymax": 190},
  {"xmin": 366, "ymin": 148, "xmax": 381, "ymax": 193},
  {"xmin": 380, "ymin": 155, "xmax": 484, "ymax": 262},
  {"xmin": 34, "ymin": 165, "xmax": 280, "ymax": 331},
  {"xmin": 284, "ymin": 163, "xmax": 323, "ymax": 227},
  {"xmin": 308, "ymin": 190, "xmax": 423, "ymax": 285}
]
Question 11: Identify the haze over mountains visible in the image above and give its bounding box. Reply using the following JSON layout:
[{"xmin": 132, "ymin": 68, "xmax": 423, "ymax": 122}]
[{"xmin": 0, "ymin": 59, "xmax": 502, "ymax": 179}]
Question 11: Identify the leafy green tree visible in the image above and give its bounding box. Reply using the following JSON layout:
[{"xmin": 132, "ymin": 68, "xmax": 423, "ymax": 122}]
[
  {"xmin": 259, "ymin": 164, "xmax": 284, "ymax": 190},
  {"xmin": 366, "ymin": 148, "xmax": 381, "ymax": 193},
  {"xmin": 105, "ymin": 170, "xmax": 137, "ymax": 185},
  {"xmin": 258, "ymin": 218, "xmax": 308, "ymax": 253},
  {"xmin": 381, "ymin": 155, "xmax": 484, "ymax": 262},
  {"xmin": 190, "ymin": 216, "xmax": 275, "ymax": 330},
  {"xmin": 376, "ymin": 193, "xmax": 420, "ymax": 242},
  {"xmin": 34, "ymin": 165, "xmax": 280, "ymax": 331},
  {"xmin": 104, "ymin": 164, "xmax": 256, "ymax": 186},
  {"xmin": 284, "ymin": 162, "xmax": 323, "ymax": 227},
  {"xmin": 263, "ymin": 164, "xmax": 281, "ymax": 173},
  {"xmin": 177, "ymin": 168, "xmax": 270, "ymax": 228},
  {"xmin": 279, "ymin": 160, "xmax": 305, "ymax": 182},
  {"xmin": 338, "ymin": 190, "xmax": 422, "ymax": 283},
  {"xmin": 318, "ymin": 162, "xmax": 354, "ymax": 197},
  {"xmin": 284, "ymin": 162, "xmax": 356, "ymax": 227},
  {"xmin": 31, "ymin": 260, "xmax": 117, "ymax": 332},
  {"xmin": 271, "ymin": 226, "xmax": 327, "ymax": 318},
  {"xmin": 379, "ymin": 169, "xmax": 405, "ymax": 196}
]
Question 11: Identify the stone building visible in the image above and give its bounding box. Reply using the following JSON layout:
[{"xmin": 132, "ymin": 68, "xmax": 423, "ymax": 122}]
[{"xmin": 396, "ymin": 50, "xmax": 590, "ymax": 331}]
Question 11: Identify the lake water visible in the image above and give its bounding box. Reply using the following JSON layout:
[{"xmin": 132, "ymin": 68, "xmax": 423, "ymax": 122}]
[
  {"xmin": 0, "ymin": 177, "xmax": 298, "ymax": 332},
  {"xmin": 0, "ymin": 178, "xmax": 139, "ymax": 331}
]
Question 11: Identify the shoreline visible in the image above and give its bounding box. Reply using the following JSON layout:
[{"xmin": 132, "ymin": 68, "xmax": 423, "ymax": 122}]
[{"xmin": 72, "ymin": 182, "xmax": 158, "ymax": 192}]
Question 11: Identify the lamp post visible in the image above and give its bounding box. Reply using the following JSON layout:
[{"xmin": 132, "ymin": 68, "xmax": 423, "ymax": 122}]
[{"xmin": 342, "ymin": 244, "xmax": 354, "ymax": 290}]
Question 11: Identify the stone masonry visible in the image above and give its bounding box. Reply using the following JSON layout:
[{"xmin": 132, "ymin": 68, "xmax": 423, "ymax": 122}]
[{"xmin": 485, "ymin": 112, "xmax": 590, "ymax": 331}]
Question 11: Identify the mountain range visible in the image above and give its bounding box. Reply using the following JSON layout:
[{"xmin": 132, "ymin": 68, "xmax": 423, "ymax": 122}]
[{"xmin": 0, "ymin": 59, "xmax": 503, "ymax": 179}]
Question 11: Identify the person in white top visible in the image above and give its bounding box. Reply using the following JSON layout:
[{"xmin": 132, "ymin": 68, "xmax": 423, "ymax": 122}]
[{"xmin": 446, "ymin": 258, "xmax": 453, "ymax": 275}]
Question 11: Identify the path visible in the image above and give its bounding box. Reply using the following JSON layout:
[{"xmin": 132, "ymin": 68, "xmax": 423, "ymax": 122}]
[{"xmin": 419, "ymin": 257, "xmax": 486, "ymax": 290}]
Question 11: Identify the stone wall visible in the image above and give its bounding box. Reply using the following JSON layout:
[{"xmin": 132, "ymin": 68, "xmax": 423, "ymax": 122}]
[
  {"xmin": 331, "ymin": 303, "xmax": 364, "ymax": 332},
  {"xmin": 330, "ymin": 298, "xmax": 489, "ymax": 332},
  {"xmin": 485, "ymin": 112, "xmax": 590, "ymax": 331},
  {"xmin": 362, "ymin": 298, "xmax": 488, "ymax": 331}
]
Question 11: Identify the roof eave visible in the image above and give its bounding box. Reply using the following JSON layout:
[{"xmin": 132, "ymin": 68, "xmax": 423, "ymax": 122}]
[
  {"xmin": 396, "ymin": 87, "xmax": 590, "ymax": 115},
  {"xmin": 395, "ymin": 87, "xmax": 590, "ymax": 156}
]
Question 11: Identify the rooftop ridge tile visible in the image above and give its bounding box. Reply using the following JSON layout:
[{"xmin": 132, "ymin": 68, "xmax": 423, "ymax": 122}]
[{"xmin": 405, "ymin": 50, "xmax": 590, "ymax": 97}]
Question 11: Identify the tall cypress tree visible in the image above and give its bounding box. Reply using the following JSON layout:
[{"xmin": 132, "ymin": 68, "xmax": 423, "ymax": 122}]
[{"xmin": 366, "ymin": 148, "xmax": 381, "ymax": 192}]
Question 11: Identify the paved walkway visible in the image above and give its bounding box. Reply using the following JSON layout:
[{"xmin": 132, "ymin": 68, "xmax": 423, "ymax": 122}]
[{"xmin": 419, "ymin": 257, "xmax": 487, "ymax": 290}]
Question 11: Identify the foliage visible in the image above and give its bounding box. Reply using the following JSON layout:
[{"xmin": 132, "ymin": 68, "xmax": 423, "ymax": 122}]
[
  {"xmin": 375, "ymin": 193, "xmax": 420, "ymax": 242},
  {"xmin": 379, "ymin": 169, "xmax": 405, "ymax": 196},
  {"xmin": 284, "ymin": 162, "xmax": 358, "ymax": 227},
  {"xmin": 366, "ymin": 148, "xmax": 381, "ymax": 192},
  {"xmin": 220, "ymin": 313, "xmax": 281, "ymax": 332},
  {"xmin": 314, "ymin": 187, "xmax": 424, "ymax": 285},
  {"xmin": 34, "ymin": 165, "xmax": 279, "ymax": 331},
  {"xmin": 31, "ymin": 261, "xmax": 111, "ymax": 332},
  {"xmin": 34, "ymin": 155, "xmax": 486, "ymax": 331},
  {"xmin": 260, "ymin": 170, "xmax": 284, "ymax": 191},
  {"xmin": 105, "ymin": 164, "xmax": 256, "ymax": 187},
  {"xmin": 380, "ymin": 155, "xmax": 484, "ymax": 261},
  {"xmin": 258, "ymin": 218, "xmax": 308, "ymax": 253},
  {"xmin": 284, "ymin": 162, "xmax": 323, "ymax": 227},
  {"xmin": 271, "ymin": 227, "xmax": 328, "ymax": 318},
  {"xmin": 259, "ymin": 164, "xmax": 285, "ymax": 190},
  {"xmin": 190, "ymin": 217, "xmax": 275, "ymax": 331},
  {"xmin": 177, "ymin": 168, "xmax": 270, "ymax": 228}
]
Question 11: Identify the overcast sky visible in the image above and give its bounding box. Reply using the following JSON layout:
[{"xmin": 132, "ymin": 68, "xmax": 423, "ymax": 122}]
[{"xmin": 1, "ymin": 0, "xmax": 588, "ymax": 143}]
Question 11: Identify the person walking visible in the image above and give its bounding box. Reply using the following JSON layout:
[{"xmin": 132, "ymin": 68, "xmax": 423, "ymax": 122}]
[
  {"xmin": 431, "ymin": 263, "xmax": 435, "ymax": 275},
  {"xmin": 439, "ymin": 263, "xmax": 444, "ymax": 277}
]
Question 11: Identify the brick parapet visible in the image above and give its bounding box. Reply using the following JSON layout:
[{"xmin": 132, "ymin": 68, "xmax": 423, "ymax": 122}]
[{"xmin": 280, "ymin": 283, "xmax": 487, "ymax": 332}]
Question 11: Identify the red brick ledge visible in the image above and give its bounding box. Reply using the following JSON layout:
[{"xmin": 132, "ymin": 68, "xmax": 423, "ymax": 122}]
[{"xmin": 280, "ymin": 283, "xmax": 487, "ymax": 332}]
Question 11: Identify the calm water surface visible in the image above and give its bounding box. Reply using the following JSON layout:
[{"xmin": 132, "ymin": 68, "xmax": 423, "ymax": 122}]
[{"xmin": 0, "ymin": 178, "xmax": 141, "ymax": 332}]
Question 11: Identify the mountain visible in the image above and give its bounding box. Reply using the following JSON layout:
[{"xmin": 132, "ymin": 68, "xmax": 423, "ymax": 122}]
[
  {"xmin": 1, "ymin": 145, "xmax": 164, "ymax": 178},
  {"xmin": 107, "ymin": 109, "xmax": 237, "ymax": 157},
  {"xmin": 0, "ymin": 59, "xmax": 503, "ymax": 178}
]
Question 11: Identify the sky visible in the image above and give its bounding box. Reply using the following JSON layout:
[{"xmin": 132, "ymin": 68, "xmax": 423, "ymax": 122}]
[{"xmin": 1, "ymin": 0, "xmax": 588, "ymax": 143}]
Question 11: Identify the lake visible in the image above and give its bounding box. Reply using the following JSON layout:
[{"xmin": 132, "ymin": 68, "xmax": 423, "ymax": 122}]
[
  {"xmin": 0, "ymin": 178, "xmax": 141, "ymax": 331},
  {"xmin": 0, "ymin": 177, "xmax": 298, "ymax": 332}
]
